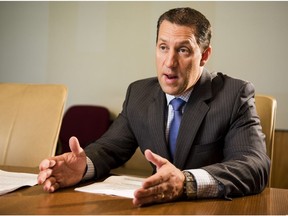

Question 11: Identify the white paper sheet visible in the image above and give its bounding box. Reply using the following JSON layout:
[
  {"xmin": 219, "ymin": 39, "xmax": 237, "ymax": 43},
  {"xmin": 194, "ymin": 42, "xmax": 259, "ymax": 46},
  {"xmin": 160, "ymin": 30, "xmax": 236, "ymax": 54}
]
[
  {"xmin": 0, "ymin": 169, "xmax": 38, "ymax": 195},
  {"xmin": 75, "ymin": 175, "xmax": 145, "ymax": 198}
]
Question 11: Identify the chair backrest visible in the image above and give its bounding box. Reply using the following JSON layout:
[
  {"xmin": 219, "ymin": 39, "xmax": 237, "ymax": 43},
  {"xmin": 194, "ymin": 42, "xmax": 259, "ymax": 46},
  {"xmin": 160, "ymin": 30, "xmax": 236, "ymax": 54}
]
[
  {"xmin": 117, "ymin": 147, "xmax": 153, "ymax": 176},
  {"xmin": 58, "ymin": 105, "xmax": 111, "ymax": 154},
  {"xmin": 255, "ymin": 94, "xmax": 277, "ymax": 186},
  {"xmin": 0, "ymin": 83, "xmax": 67, "ymax": 167}
]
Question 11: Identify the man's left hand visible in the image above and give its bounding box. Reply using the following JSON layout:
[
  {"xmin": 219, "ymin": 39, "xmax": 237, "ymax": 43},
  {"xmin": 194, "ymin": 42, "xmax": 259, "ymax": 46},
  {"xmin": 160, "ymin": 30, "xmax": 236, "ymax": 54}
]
[{"xmin": 133, "ymin": 149, "xmax": 185, "ymax": 206}]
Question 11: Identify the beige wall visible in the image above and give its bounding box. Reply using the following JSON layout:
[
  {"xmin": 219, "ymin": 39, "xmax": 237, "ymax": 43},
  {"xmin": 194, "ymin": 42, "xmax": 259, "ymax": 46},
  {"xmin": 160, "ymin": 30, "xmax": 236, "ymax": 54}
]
[{"xmin": 0, "ymin": 1, "xmax": 287, "ymax": 129}]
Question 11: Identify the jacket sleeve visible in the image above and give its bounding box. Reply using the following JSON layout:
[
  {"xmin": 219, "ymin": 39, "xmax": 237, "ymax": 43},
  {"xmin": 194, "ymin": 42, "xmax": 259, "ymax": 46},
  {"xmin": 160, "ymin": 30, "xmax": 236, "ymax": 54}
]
[
  {"xmin": 84, "ymin": 83, "xmax": 138, "ymax": 179},
  {"xmin": 203, "ymin": 81, "xmax": 270, "ymax": 198}
]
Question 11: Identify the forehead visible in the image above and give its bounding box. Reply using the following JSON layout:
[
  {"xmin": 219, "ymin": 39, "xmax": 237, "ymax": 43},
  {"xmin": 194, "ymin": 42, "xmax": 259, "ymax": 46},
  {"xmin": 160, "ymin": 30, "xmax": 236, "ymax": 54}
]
[{"xmin": 158, "ymin": 20, "xmax": 196, "ymax": 43}]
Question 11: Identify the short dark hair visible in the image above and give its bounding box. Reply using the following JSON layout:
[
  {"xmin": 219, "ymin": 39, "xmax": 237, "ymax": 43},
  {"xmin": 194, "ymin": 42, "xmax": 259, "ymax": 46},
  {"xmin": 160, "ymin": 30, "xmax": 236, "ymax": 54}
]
[{"xmin": 156, "ymin": 7, "xmax": 212, "ymax": 51}]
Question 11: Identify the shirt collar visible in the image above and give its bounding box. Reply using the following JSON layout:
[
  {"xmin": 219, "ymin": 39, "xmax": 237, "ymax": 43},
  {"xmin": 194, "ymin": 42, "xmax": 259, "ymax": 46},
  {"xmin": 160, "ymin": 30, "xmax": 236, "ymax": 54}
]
[{"xmin": 165, "ymin": 89, "xmax": 193, "ymax": 106}]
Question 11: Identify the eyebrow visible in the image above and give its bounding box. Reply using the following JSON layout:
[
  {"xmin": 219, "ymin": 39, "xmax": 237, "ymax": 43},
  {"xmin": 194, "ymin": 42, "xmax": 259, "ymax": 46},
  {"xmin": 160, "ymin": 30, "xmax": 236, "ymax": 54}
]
[{"xmin": 158, "ymin": 38, "xmax": 192, "ymax": 46}]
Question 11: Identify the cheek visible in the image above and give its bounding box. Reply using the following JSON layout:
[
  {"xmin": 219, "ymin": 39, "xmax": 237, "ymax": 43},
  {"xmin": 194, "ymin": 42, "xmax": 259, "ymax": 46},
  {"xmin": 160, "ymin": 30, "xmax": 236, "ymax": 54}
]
[
  {"xmin": 181, "ymin": 60, "xmax": 194, "ymax": 77},
  {"xmin": 182, "ymin": 61, "xmax": 200, "ymax": 85},
  {"xmin": 156, "ymin": 56, "xmax": 166, "ymax": 77},
  {"xmin": 156, "ymin": 59, "xmax": 162, "ymax": 75},
  {"xmin": 156, "ymin": 53, "xmax": 164, "ymax": 66}
]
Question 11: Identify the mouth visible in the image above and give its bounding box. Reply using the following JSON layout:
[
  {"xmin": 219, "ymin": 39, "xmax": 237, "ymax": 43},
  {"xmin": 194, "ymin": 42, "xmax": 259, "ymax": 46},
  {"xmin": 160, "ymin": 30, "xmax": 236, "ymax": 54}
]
[{"xmin": 164, "ymin": 73, "xmax": 178, "ymax": 82}]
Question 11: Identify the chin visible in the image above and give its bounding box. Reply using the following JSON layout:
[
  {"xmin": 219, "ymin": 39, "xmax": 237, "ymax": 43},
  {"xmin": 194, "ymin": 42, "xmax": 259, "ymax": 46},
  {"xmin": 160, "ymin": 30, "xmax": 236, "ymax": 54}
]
[
  {"xmin": 159, "ymin": 81, "xmax": 182, "ymax": 95},
  {"xmin": 162, "ymin": 87, "xmax": 180, "ymax": 96}
]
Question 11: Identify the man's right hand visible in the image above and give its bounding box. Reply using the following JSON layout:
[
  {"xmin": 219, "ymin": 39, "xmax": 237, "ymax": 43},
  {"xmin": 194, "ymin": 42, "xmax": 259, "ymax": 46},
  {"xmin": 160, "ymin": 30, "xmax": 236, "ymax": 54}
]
[{"xmin": 37, "ymin": 136, "xmax": 87, "ymax": 192}]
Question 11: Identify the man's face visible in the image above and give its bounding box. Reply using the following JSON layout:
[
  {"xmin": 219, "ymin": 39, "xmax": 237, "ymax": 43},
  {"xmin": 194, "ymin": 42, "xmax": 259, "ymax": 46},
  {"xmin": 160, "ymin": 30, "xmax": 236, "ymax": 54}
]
[{"xmin": 156, "ymin": 20, "xmax": 210, "ymax": 96}]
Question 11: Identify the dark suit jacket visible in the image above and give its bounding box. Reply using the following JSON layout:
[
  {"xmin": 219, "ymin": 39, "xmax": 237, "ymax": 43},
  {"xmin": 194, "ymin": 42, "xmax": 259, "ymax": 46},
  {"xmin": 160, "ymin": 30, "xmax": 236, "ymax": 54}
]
[{"xmin": 85, "ymin": 69, "xmax": 270, "ymax": 198}]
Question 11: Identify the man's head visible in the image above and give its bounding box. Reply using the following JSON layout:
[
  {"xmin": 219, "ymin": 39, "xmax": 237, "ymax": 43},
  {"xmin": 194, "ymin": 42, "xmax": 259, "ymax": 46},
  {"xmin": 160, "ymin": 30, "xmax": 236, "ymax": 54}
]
[
  {"xmin": 156, "ymin": 7, "xmax": 212, "ymax": 95},
  {"xmin": 156, "ymin": 7, "xmax": 211, "ymax": 52}
]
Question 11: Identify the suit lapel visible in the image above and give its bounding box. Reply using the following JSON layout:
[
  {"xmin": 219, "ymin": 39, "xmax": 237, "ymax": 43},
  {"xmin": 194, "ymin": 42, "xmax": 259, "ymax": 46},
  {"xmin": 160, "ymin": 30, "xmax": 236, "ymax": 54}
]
[
  {"xmin": 174, "ymin": 70, "xmax": 213, "ymax": 168},
  {"xmin": 147, "ymin": 86, "xmax": 171, "ymax": 159}
]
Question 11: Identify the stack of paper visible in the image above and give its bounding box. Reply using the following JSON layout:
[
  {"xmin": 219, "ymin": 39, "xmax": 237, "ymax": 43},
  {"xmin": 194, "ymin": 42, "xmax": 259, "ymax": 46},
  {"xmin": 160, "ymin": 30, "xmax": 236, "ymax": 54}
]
[
  {"xmin": 0, "ymin": 169, "xmax": 38, "ymax": 195},
  {"xmin": 75, "ymin": 175, "xmax": 145, "ymax": 198}
]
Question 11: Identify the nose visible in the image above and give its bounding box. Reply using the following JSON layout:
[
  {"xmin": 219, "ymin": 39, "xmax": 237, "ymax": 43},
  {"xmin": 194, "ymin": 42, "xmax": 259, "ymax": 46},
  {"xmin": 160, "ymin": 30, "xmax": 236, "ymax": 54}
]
[{"xmin": 165, "ymin": 50, "xmax": 177, "ymax": 68}]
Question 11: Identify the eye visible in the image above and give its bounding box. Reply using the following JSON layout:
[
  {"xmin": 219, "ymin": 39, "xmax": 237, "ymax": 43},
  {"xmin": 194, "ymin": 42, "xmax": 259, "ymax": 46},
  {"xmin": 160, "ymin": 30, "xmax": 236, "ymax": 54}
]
[
  {"xmin": 159, "ymin": 44, "xmax": 168, "ymax": 52},
  {"xmin": 178, "ymin": 47, "xmax": 190, "ymax": 55}
]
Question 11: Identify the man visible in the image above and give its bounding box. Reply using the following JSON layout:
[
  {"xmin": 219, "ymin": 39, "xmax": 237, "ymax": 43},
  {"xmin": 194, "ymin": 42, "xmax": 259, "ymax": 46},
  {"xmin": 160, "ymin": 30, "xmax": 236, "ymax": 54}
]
[{"xmin": 38, "ymin": 7, "xmax": 270, "ymax": 207}]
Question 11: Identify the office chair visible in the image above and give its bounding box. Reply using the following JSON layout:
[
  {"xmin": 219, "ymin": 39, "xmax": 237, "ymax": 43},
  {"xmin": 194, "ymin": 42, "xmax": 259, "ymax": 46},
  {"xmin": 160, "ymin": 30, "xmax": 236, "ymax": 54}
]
[
  {"xmin": 0, "ymin": 83, "xmax": 67, "ymax": 167},
  {"xmin": 255, "ymin": 94, "xmax": 277, "ymax": 187},
  {"xmin": 57, "ymin": 105, "xmax": 111, "ymax": 154}
]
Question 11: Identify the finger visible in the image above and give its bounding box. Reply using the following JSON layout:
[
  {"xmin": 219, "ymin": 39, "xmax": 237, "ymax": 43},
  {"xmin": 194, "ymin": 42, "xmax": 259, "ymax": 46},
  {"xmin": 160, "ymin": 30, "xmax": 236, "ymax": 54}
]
[
  {"xmin": 43, "ymin": 176, "xmax": 56, "ymax": 191},
  {"xmin": 141, "ymin": 173, "xmax": 166, "ymax": 190},
  {"xmin": 134, "ymin": 181, "xmax": 169, "ymax": 206},
  {"xmin": 133, "ymin": 191, "xmax": 166, "ymax": 207},
  {"xmin": 43, "ymin": 177, "xmax": 60, "ymax": 193},
  {"xmin": 133, "ymin": 194, "xmax": 155, "ymax": 207},
  {"xmin": 39, "ymin": 159, "xmax": 56, "ymax": 171},
  {"xmin": 144, "ymin": 149, "xmax": 167, "ymax": 170},
  {"xmin": 134, "ymin": 186, "xmax": 154, "ymax": 198},
  {"xmin": 133, "ymin": 196, "xmax": 153, "ymax": 207},
  {"xmin": 37, "ymin": 169, "xmax": 53, "ymax": 184},
  {"xmin": 69, "ymin": 136, "xmax": 84, "ymax": 155},
  {"xmin": 48, "ymin": 182, "xmax": 60, "ymax": 193}
]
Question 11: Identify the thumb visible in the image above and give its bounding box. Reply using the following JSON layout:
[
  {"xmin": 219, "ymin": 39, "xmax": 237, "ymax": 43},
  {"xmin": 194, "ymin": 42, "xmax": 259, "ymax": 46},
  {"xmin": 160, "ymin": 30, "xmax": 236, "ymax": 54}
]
[
  {"xmin": 69, "ymin": 136, "xmax": 84, "ymax": 155},
  {"xmin": 144, "ymin": 149, "xmax": 167, "ymax": 170}
]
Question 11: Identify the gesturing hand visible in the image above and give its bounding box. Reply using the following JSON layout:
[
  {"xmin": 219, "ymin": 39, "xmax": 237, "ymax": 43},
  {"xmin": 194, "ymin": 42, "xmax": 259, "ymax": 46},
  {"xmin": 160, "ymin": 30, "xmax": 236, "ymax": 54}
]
[
  {"xmin": 133, "ymin": 149, "xmax": 185, "ymax": 206},
  {"xmin": 37, "ymin": 136, "xmax": 87, "ymax": 192}
]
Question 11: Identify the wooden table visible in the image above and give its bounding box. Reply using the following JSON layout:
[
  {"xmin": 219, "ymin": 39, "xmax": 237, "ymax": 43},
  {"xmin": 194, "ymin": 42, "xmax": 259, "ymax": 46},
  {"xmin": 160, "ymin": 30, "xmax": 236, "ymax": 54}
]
[{"xmin": 1, "ymin": 166, "xmax": 288, "ymax": 215}]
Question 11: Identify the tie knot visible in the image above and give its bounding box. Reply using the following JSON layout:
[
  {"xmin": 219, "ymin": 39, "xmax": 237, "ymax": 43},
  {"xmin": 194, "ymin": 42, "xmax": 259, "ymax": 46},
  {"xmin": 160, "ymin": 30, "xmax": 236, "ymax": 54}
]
[{"xmin": 170, "ymin": 98, "xmax": 186, "ymax": 111}]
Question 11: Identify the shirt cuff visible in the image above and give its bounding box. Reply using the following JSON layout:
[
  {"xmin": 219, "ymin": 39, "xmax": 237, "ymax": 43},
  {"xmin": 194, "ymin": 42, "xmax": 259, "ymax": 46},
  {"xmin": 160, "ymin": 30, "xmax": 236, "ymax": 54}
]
[
  {"xmin": 187, "ymin": 169, "xmax": 220, "ymax": 198},
  {"xmin": 82, "ymin": 156, "xmax": 95, "ymax": 181}
]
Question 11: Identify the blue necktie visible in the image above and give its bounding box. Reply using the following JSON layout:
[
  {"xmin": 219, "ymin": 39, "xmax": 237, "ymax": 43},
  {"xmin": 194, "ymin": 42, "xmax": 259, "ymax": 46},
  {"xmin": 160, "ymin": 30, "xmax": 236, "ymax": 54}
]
[{"xmin": 169, "ymin": 98, "xmax": 186, "ymax": 160}]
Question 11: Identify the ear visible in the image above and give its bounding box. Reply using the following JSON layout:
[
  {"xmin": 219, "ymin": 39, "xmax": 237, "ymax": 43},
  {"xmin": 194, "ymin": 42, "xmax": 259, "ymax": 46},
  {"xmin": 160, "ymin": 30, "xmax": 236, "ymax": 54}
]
[{"xmin": 200, "ymin": 46, "xmax": 212, "ymax": 66}]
